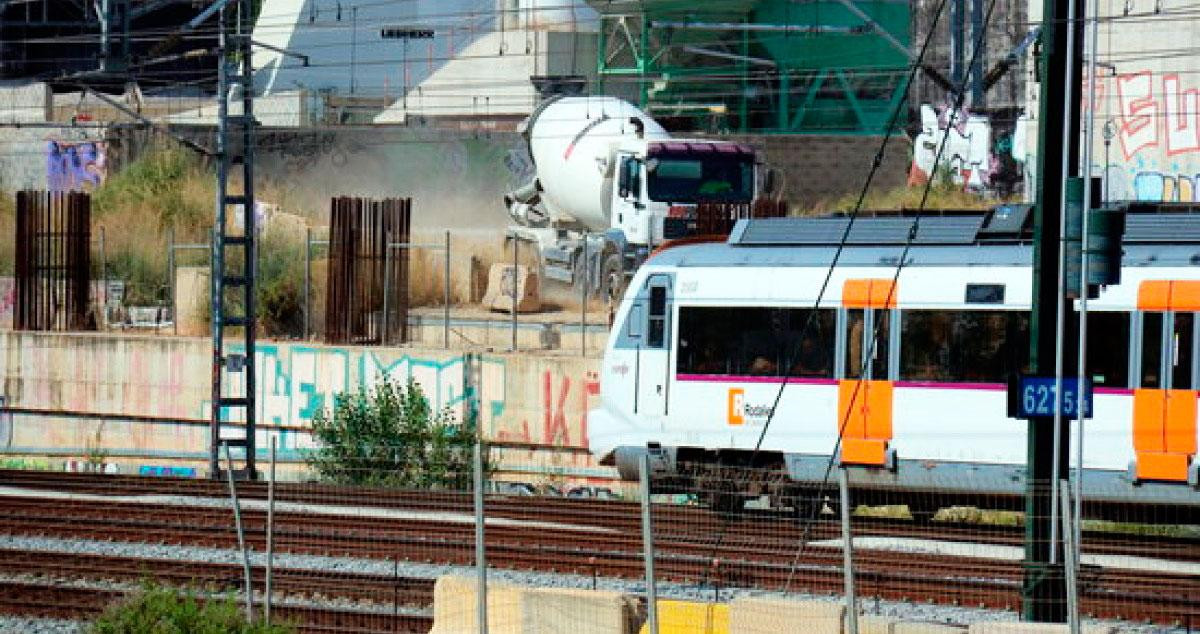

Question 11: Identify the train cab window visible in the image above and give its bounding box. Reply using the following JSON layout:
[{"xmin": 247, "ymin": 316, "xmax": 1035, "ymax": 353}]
[
  {"xmin": 676, "ymin": 306, "xmax": 835, "ymax": 377},
  {"xmin": 1084, "ymin": 312, "xmax": 1130, "ymax": 388},
  {"xmin": 626, "ymin": 304, "xmax": 643, "ymax": 339},
  {"xmin": 899, "ymin": 310, "xmax": 1029, "ymax": 382},
  {"xmin": 846, "ymin": 309, "xmax": 890, "ymax": 380},
  {"xmin": 648, "ymin": 285, "xmax": 667, "ymax": 348}
]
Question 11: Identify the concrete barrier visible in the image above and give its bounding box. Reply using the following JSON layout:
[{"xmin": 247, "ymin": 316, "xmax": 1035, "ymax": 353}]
[
  {"xmin": 430, "ymin": 576, "xmax": 636, "ymax": 634},
  {"xmin": 860, "ymin": 615, "xmax": 900, "ymax": 633},
  {"xmin": 641, "ymin": 599, "xmax": 730, "ymax": 633},
  {"xmin": 524, "ymin": 586, "xmax": 637, "ymax": 634},
  {"xmin": 728, "ymin": 597, "xmax": 843, "ymax": 634},
  {"xmin": 967, "ymin": 623, "xmax": 1113, "ymax": 634},
  {"xmin": 430, "ymin": 575, "xmax": 521, "ymax": 634}
]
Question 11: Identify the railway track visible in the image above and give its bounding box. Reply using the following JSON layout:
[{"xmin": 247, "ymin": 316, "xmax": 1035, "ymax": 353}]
[{"xmin": 0, "ymin": 470, "xmax": 1197, "ymax": 628}]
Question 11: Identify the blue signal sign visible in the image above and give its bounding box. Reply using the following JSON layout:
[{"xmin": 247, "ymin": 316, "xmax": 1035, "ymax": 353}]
[{"xmin": 1013, "ymin": 376, "xmax": 1093, "ymax": 419}]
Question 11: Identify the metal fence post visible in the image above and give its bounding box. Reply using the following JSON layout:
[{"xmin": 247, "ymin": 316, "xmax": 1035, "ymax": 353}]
[
  {"xmin": 444, "ymin": 230, "xmax": 451, "ymax": 349},
  {"xmin": 839, "ymin": 467, "xmax": 858, "ymax": 634},
  {"xmin": 166, "ymin": 227, "xmax": 174, "ymax": 334},
  {"xmin": 474, "ymin": 439, "xmax": 488, "ymax": 634},
  {"xmin": 99, "ymin": 226, "xmax": 107, "ymax": 329},
  {"xmin": 1061, "ymin": 481, "xmax": 1080, "ymax": 634},
  {"xmin": 640, "ymin": 453, "xmax": 659, "ymax": 634},
  {"xmin": 510, "ymin": 237, "xmax": 518, "ymax": 352},
  {"xmin": 303, "ymin": 227, "xmax": 311, "ymax": 340},
  {"xmin": 382, "ymin": 244, "xmax": 392, "ymax": 345},
  {"xmin": 580, "ymin": 232, "xmax": 587, "ymax": 357},
  {"xmin": 223, "ymin": 442, "xmax": 254, "ymax": 621},
  {"xmin": 265, "ymin": 435, "xmax": 276, "ymax": 624}
]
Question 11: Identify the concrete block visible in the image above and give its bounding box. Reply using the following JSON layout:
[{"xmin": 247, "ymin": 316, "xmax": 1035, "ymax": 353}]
[
  {"xmin": 482, "ymin": 263, "xmax": 541, "ymax": 313},
  {"xmin": 728, "ymin": 597, "xmax": 843, "ymax": 634},
  {"xmin": 967, "ymin": 623, "xmax": 1113, "ymax": 634},
  {"xmin": 641, "ymin": 600, "xmax": 729, "ymax": 633},
  {"xmin": 431, "ymin": 576, "xmax": 636, "ymax": 634},
  {"xmin": 429, "ymin": 575, "xmax": 521, "ymax": 634},
  {"xmin": 894, "ymin": 623, "xmax": 966, "ymax": 633},
  {"xmin": 524, "ymin": 586, "xmax": 637, "ymax": 634}
]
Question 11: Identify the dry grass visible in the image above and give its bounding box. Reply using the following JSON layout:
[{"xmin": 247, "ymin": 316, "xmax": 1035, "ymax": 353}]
[{"xmin": 797, "ymin": 183, "xmax": 1010, "ymax": 216}]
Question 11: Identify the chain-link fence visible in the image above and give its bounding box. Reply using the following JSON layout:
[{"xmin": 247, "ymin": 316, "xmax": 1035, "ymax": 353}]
[{"xmin": 2, "ymin": 446, "xmax": 1197, "ymax": 632}]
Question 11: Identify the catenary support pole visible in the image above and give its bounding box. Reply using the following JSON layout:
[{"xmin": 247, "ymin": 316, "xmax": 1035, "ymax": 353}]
[
  {"xmin": 1024, "ymin": 0, "xmax": 1085, "ymax": 616},
  {"xmin": 223, "ymin": 442, "xmax": 254, "ymax": 620},
  {"xmin": 473, "ymin": 439, "xmax": 488, "ymax": 634},
  {"xmin": 640, "ymin": 453, "xmax": 659, "ymax": 634},
  {"xmin": 265, "ymin": 435, "xmax": 276, "ymax": 624},
  {"xmin": 839, "ymin": 467, "xmax": 858, "ymax": 634}
]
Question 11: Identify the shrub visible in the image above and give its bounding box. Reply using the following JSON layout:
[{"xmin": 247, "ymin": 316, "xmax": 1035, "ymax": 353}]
[
  {"xmin": 307, "ymin": 378, "xmax": 483, "ymax": 488},
  {"xmin": 90, "ymin": 581, "xmax": 293, "ymax": 634}
]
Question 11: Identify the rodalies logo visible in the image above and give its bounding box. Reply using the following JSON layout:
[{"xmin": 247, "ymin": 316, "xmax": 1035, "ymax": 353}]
[{"xmin": 727, "ymin": 388, "xmax": 774, "ymax": 426}]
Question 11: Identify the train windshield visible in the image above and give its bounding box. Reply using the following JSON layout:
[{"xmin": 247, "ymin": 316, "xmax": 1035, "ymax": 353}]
[{"xmin": 646, "ymin": 157, "xmax": 753, "ymax": 203}]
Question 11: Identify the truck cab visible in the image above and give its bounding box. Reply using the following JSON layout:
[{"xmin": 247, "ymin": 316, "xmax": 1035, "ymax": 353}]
[{"xmin": 610, "ymin": 140, "xmax": 759, "ymax": 248}]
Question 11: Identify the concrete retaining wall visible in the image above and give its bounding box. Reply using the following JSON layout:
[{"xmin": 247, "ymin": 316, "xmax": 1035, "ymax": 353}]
[{"xmin": 0, "ymin": 331, "xmax": 606, "ymax": 478}]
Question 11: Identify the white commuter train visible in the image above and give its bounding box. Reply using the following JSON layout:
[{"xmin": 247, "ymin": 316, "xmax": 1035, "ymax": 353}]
[{"xmin": 586, "ymin": 205, "xmax": 1200, "ymax": 512}]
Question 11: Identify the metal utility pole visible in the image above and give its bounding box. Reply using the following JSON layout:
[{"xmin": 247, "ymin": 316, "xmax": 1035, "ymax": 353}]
[
  {"xmin": 210, "ymin": 0, "xmax": 259, "ymax": 480},
  {"xmin": 1024, "ymin": 0, "xmax": 1085, "ymax": 618}
]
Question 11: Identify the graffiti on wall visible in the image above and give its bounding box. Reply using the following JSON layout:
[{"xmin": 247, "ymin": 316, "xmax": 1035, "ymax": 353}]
[
  {"xmin": 1098, "ymin": 69, "xmax": 1200, "ymax": 201},
  {"xmin": 46, "ymin": 140, "xmax": 107, "ymax": 191},
  {"xmin": 909, "ymin": 103, "xmax": 995, "ymax": 191},
  {"xmin": 211, "ymin": 345, "xmax": 600, "ymax": 462}
]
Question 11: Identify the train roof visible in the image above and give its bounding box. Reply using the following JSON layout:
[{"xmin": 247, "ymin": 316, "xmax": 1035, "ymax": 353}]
[{"xmin": 649, "ymin": 205, "xmax": 1200, "ymax": 269}]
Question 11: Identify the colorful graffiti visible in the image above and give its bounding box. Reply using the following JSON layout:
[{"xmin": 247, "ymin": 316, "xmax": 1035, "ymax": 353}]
[
  {"xmin": 46, "ymin": 139, "xmax": 107, "ymax": 191},
  {"xmin": 1097, "ymin": 69, "xmax": 1200, "ymax": 201},
  {"xmin": 909, "ymin": 103, "xmax": 996, "ymax": 191},
  {"xmin": 209, "ymin": 344, "xmax": 600, "ymax": 458}
]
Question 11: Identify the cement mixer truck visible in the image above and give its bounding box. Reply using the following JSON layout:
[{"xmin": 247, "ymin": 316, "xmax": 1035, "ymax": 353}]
[{"xmin": 505, "ymin": 96, "xmax": 774, "ymax": 300}]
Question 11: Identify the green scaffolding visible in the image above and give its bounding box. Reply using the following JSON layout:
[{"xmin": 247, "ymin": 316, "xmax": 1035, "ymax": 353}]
[{"xmin": 593, "ymin": 0, "xmax": 912, "ymax": 135}]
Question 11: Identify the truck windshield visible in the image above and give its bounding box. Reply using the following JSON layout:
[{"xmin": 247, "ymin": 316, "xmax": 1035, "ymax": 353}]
[{"xmin": 646, "ymin": 157, "xmax": 753, "ymax": 203}]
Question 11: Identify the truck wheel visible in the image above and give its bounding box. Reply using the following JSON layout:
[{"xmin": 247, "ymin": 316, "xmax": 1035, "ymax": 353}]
[{"xmin": 600, "ymin": 253, "xmax": 627, "ymax": 303}]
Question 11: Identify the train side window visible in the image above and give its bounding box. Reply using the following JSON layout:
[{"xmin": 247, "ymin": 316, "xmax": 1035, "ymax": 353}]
[
  {"xmin": 676, "ymin": 306, "xmax": 835, "ymax": 377},
  {"xmin": 1085, "ymin": 312, "xmax": 1130, "ymax": 388},
  {"xmin": 899, "ymin": 310, "xmax": 1029, "ymax": 382},
  {"xmin": 1141, "ymin": 312, "xmax": 1164, "ymax": 389}
]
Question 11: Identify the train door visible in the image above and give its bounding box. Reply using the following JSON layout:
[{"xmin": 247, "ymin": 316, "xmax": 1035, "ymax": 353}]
[
  {"xmin": 1133, "ymin": 280, "xmax": 1199, "ymax": 484},
  {"xmin": 629, "ymin": 274, "xmax": 673, "ymax": 420},
  {"xmin": 838, "ymin": 279, "xmax": 898, "ymax": 468}
]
